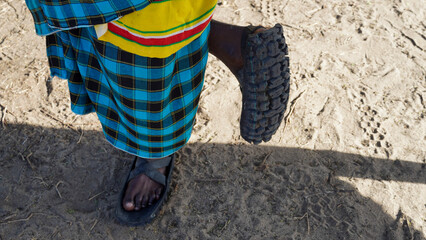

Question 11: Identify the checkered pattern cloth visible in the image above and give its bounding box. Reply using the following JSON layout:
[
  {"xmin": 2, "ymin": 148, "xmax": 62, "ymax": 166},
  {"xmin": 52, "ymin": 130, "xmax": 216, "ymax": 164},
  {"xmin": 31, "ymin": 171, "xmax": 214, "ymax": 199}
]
[
  {"xmin": 25, "ymin": 1, "xmax": 211, "ymax": 158},
  {"xmin": 25, "ymin": 0, "xmax": 152, "ymax": 36}
]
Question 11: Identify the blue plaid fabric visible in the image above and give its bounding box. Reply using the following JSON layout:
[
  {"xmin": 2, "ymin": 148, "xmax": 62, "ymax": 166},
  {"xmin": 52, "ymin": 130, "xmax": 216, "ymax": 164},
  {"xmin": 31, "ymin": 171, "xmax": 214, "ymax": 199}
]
[
  {"xmin": 25, "ymin": 0, "xmax": 152, "ymax": 36},
  {"xmin": 25, "ymin": 1, "xmax": 211, "ymax": 158}
]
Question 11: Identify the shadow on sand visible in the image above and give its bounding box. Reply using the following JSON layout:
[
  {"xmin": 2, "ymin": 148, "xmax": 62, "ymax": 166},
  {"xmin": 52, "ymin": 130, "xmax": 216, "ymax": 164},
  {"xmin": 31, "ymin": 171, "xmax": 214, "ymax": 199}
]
[{"xmin": 0, "ymin": 123, "xmax": 424, "ymax": 239}]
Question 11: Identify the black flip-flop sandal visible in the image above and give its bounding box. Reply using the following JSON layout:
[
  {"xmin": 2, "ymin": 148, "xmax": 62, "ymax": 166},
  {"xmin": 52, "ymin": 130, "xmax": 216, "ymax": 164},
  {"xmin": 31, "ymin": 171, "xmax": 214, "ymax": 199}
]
[
  {"xmin": 115, "ymin": 154, "xmax": 175, "ymax": 226},
  {"xmin": 237, "ymin": 24, "xmax": 290, "ymax": 144}
]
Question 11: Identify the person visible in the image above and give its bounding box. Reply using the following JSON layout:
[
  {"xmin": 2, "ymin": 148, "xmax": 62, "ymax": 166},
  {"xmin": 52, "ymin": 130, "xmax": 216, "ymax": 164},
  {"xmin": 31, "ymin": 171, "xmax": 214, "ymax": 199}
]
[{"xmin": 24, "ymin": 0, "xmax": 290, "ymax": 226}]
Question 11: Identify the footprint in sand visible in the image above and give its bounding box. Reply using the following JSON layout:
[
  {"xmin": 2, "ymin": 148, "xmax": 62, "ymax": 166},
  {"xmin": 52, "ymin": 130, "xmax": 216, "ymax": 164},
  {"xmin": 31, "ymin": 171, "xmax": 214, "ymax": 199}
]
[
  {"xmin": 259, "ymin": 0, "xmax": 282, "ymax": 21},
  {"xmin": 352, "ymin": 86, "xmax": 393, "ymax": 158}
]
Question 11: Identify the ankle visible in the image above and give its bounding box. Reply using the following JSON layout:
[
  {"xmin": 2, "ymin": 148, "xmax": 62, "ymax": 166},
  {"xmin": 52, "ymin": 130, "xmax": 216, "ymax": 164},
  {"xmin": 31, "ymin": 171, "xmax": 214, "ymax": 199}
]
[{"xmin": 208, "ymin": 20, "xmax": 246, "ymax": 73}]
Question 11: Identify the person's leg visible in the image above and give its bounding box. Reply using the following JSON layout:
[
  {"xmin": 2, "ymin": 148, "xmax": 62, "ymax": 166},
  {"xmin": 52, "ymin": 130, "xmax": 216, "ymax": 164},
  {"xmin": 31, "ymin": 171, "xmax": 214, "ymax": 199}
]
[
  {"xmin": 120, "ymin": 22, "xmax": 212, "ymax": 213},
  {"xmin": 208, "ymin": 20, "xmax": 265, "ymax": 75},
  {"xmin": 208, "ymin": 20, "xmax": 245, "ymax": 75},
  {"xmin": 122, "ymin": 21, "xmax": 274, "ymax": 212},
  {"xmin": 210, "ymin": 20, "xmax": 290, "ymax": 145},
  {"xmin": 122, "ymin": 21, "xmax": 254, "ymax": 211}
]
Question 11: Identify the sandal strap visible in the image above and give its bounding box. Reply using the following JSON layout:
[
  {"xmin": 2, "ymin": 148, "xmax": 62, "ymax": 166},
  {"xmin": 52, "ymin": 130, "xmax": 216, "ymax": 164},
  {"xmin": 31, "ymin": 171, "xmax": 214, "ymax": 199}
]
[{"xmin": 128, "ymin": 156, "xmax": 172, "ymax": 186}]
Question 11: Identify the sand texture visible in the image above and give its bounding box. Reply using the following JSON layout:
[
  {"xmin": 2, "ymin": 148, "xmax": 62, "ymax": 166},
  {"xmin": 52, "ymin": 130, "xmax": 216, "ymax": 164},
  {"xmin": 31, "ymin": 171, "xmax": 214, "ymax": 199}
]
[{"xmin": 0, "ymin": 0, "xmax": 425, "ymax": 239}]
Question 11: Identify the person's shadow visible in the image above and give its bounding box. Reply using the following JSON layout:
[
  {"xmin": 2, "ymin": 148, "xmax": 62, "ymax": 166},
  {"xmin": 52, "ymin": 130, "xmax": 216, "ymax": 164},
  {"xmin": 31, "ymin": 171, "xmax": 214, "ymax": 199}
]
[{"xmin": 0, "ymin": 123, "xmax": 424, "ymax": 239}]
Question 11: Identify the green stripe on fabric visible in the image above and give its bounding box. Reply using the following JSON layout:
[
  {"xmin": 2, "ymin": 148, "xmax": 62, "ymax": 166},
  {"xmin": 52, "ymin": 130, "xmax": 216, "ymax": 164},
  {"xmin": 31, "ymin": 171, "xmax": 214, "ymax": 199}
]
[
  {"xmin": 151, "ymin": 0, "xmax": 171, "ymax": 3},
  {"xmin": 115, "ymin": 4, "xmax": 215, "ymax": 34}
]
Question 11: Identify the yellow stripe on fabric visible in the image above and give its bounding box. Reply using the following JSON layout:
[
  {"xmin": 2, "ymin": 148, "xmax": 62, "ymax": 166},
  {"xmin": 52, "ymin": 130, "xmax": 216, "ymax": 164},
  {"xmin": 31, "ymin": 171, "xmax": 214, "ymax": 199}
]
[
  {"xmin": 114, "ymin": 4, "xmax": 216, "ymax": 36},
  {"xmin": 113, "ymin": 0, "xmax": 216, "ymax": 36},
  {"xmin": 97, "ymin": 0, "xmax": 217, "ymax": 58}
]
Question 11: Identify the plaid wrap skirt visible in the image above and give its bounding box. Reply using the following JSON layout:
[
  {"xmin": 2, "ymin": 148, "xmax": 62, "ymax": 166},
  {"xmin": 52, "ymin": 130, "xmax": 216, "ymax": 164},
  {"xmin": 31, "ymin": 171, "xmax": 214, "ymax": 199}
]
[
  {"xmin": 25, "ymin": 0, "xmax": 212, "ymax": 158},
  {"xmin": 46, "ymin": 25, "xmax": 210, "ymax": 158}
]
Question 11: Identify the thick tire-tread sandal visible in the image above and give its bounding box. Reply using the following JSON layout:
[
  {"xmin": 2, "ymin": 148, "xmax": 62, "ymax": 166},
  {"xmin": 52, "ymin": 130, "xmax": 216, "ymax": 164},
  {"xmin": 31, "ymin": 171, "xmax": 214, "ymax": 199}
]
[
  {"xmin": 115, "ymin": 154, "xmax": 175, "ymax": 226},
  {"xmin": 237, "ymin": 24, "xmax": 290, "ymax": 144}
]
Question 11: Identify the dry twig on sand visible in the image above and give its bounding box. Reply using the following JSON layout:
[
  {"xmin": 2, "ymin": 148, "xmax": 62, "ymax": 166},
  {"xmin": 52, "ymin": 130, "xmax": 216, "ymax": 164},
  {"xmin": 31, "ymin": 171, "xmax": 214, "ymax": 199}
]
[
  {"xmin": 19, "ymin": 152, "xmax": 35, "ymax": 170},
  {"xmin": 0, "ymin": 213, "xmax": 33, "ymax": 225},
  {"xmin": 33, "ymin": 176, "xmax": 49, "ymax": 187},
  {"xmin": 88, "ymin": 219, "xmax": 99, "ymax": 236},
  {"xmin": 293, "ymin": 212, "xmax": 310, "ymax": 235},
  {"xmin": 194, "ymin": 178, "xmax": 227, "ymax": 182},
  {"xmin": 50, "ymin": 228, "xmax": 59, "ymax": 239},
  {"xmin": 283, "ymin": 90, "xmax": 306, "ymax": 132},
  {"xmin": 77, "ymin": 129, "xmax": 84, "ymax": 144},
  {"xmin": 88, "ymin": 191, "xmax": 105, "ymax": 201},
  {"xmin": 255, "ymin": 152, "xmax": 272, "ymax": 171},
  {"xmin": 1, "ymin": 105, "xmax": 7, "ymax": 129},
  {"xmin": 55, "ymin": 181, "xmax": 63, "ymax": 199},
  {"xmin": 39, "ymin": 109, "xmax": 79, "ymax": 133}
]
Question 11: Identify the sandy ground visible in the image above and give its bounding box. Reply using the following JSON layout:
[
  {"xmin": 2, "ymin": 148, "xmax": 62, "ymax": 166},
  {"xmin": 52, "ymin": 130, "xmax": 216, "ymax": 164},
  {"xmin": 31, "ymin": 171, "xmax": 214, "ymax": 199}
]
[{"xmin": 0, "ymin": 0, "xmax": 425, "ymax": 239}]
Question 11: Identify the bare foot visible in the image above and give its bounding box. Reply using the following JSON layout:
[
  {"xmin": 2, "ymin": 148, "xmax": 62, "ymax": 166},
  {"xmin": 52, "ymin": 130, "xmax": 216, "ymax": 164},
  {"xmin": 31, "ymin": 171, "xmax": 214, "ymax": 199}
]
[{"xmin": 122, "ymin": 159, "xmax": 166, "ymax": 211}]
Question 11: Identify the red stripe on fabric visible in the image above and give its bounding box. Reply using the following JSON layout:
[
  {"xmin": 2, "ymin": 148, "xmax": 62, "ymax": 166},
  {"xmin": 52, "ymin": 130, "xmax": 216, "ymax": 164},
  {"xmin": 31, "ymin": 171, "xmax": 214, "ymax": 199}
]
[{"xmin": 107, "ymin": 15, "xmax": 213, "ymax": 46}]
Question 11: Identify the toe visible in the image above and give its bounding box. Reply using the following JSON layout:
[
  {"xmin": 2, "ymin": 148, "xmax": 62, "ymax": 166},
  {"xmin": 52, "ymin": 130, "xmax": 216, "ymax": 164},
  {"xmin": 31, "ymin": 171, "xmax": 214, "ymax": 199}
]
[
  {"xmin": 123, "ymin": 201, "xmax": 134, "ymax": 211},
  {"xmin": 155, "ymin": 188, "xmax": 162, "ymax": 200},
  {"xmin": 141, "ymin": 195, "xmax": 149, "ymax": 208},
  {"xmin": 148, "ymin": 193, "xmax": 156, "ymax": 205},
  {"xmin": 122, "ymin": 185, "xmax": 136, "ymax": 211},
  {"xmin": 134, "ymin": 194, "xmax": 143, "ymax": 211}
]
